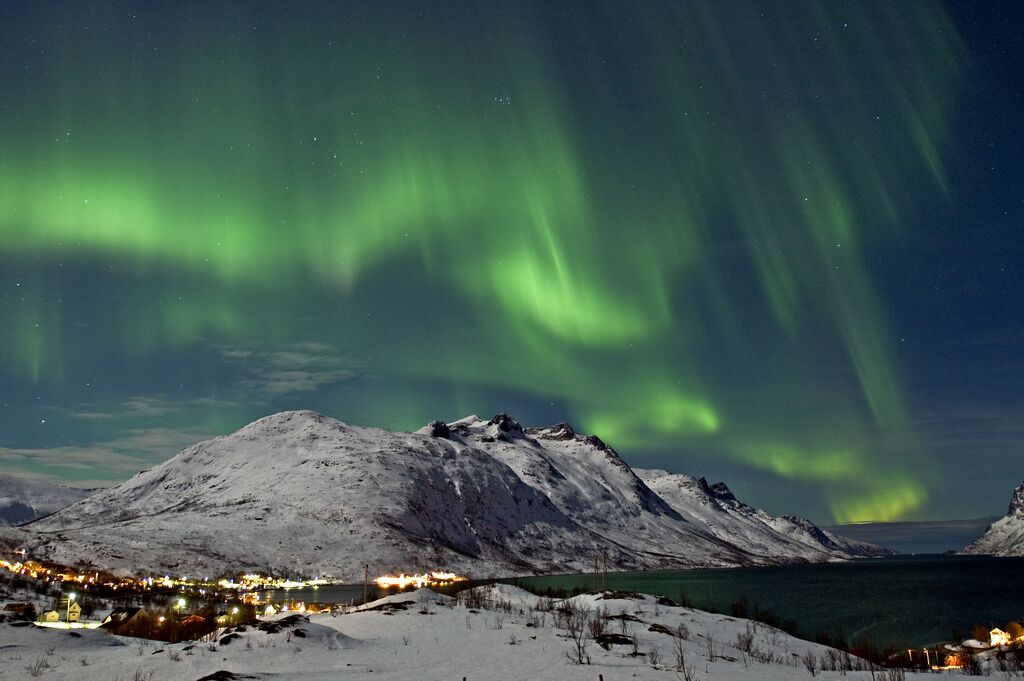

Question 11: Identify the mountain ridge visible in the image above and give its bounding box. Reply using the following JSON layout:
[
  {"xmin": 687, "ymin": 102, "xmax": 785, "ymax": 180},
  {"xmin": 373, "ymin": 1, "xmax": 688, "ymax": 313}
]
[
  {"xmin": 962, "ymin": 481, "xmax": 1024, "ymax": 556},
  {"xmin": 0, "ymin": 473, "xmax": 94, "ymax": 526},
  {"xmin": 4, "ymin": 410, "xmax": 888, "ymax": 579}
]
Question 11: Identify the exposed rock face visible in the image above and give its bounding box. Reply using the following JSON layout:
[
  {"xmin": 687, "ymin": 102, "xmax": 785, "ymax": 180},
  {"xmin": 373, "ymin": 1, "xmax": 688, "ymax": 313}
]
[
  {"xmin": 8, "ymin": 411, "xmax": 887, "ymax": 579},
  {"xmin": 426, "ymin": 420, "xmax": 450, "ymax": 439},
  {"xmin": 963, "ymin": 482, "xmax": 1024, "ymax": 556}
]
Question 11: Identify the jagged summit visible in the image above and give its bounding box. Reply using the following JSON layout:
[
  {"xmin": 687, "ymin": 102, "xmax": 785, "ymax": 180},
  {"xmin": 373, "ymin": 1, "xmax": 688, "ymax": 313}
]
[
  {"xmin": 487, "ymin": 413, "xmax": 523, "ymax": 433},
  {"xmin": 963, "ymin": 481, "xmax": 1024, "ymax": 556},
  {"xmin": 1009, "ymin": 482, "xmax": 1024, "ymax": 516},
  {"xmin": 11, "ymin": 410, "xmax": 888, "ymax": 579}
]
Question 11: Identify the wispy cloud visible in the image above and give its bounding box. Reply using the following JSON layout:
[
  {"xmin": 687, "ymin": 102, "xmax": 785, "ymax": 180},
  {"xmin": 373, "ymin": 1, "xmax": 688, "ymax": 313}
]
[
  {"xmin": 65, "ymin": 395, "xmax": 242, "ymax": 422},
  {"xmin": 220, "ymin": 341, "xmax": 358, "ymax": 397},
  {"xmin": 0, "ymin": 426, "xmax": 213, "ymax": 486}
]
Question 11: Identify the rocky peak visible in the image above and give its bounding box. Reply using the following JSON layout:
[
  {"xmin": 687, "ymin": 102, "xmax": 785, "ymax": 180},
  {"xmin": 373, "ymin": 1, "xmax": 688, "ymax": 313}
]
[
  {"xmin": 1010, "ymin": 482, "xmax": 1024, "ymax": 516},
  {"xmin": 488, "ymin": 413, "xmax": 523, "ymax": 433},
  {"xmin": 536, "ymin": 422, "xmax": 577, "ymax": 441},
  {"xmin": 425, "ymin": 420, "xmax": 450, "ymax": 439},
  {"xmin": 695, "ymin": 477, "xmax": 736, "ymax": 502}
]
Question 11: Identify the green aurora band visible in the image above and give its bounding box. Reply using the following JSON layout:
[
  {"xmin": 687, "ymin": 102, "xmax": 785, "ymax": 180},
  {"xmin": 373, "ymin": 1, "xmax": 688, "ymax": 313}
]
[{"xmin": 0, "ymin": 1, "xmax": 966, "ymax": 522}]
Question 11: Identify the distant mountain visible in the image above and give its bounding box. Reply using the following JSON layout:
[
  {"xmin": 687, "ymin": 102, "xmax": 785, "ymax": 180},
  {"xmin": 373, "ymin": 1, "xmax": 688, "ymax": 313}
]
[
  {"xmin": 962, "ymin": 482, "xmax": 1024, "ymax": 556},
  {"xmin": 7, "ymin": 411, "xmax": 886, "ymax": 579},
  {"xmin": 637, "ymin": 470, "xmax": 888, "ymax": 558},
  {"xmin": 827, "ymin": 517, "xmax": 1001, "ymax": 555},
  {"xmin": 0, "ymin": 473, "xmax": 93, "ymax": 526}
]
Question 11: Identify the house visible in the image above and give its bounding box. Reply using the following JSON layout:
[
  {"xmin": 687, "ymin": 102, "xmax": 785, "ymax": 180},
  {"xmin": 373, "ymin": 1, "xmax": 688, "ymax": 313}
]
[
  {"xmin": 263, "ymin": 604, "xmax": 278, "ymax": 617},
  {"xmin": 40, "ymin": 610, "xmax": 60, "ymax": 623},
  {"xmin": 67, "ymin": 601, "xmax": 82, "ymax": 623},
  {"xmin": 2, "ymin": 602, "xmax": 36, "ymax": 619},
  {"xmin": 990, "ymin": 628, "xmax": 1010, "ymax": 646},
  {"xmin": 100, "ymin": 607, "xmax": 154, "ymax": 637}
]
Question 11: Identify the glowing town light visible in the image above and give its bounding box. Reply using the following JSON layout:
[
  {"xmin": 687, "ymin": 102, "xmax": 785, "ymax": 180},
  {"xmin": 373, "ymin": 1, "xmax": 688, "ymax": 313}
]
[{"xmin": 374, "ymin": 571, "xmax": 467, "ymax": 589}]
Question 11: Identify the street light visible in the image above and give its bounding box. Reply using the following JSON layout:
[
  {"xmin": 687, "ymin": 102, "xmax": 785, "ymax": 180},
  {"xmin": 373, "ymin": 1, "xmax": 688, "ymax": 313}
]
[
  {"xmin": 65, "ymin": 592, "xmax": 76, "ymax": 625},
  {"xmin": 175, "ymin": 597, "xmax": 186, "ymax": 613}
]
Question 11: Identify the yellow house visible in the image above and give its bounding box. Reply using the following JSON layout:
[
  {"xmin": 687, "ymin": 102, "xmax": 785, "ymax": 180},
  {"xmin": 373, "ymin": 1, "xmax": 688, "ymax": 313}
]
[
  {"xmin": 41, "ymin": 610, "xmax": 60, "ymax": 622},
  {"xmin": 990, "ymin": 628, "xmax": 1010, "ymax": 646},
  {"xmin": 67, "ymin": 601, "xmax": 82, "ymax": 623}
]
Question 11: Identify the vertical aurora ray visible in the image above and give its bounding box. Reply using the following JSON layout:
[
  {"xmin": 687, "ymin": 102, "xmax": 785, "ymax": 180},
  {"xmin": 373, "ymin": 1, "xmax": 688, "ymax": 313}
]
[{"xmin": 0, "ymin": 1, "xmax": 968, "ymax": 521}]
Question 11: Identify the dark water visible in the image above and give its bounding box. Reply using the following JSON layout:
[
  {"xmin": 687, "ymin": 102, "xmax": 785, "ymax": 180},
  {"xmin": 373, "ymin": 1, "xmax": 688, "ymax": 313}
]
[
  {"xmin": 257, "ymin": 584, "xmax": 378, "ymax": 608},
  {"xmin": 509, "ymin": 556, "xmax": 1024, "ymax": 648}
]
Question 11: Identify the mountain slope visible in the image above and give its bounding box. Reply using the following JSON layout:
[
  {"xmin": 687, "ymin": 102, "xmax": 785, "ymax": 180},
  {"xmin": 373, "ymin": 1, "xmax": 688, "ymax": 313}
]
[
  {"xmin": 962, "ymin": 482, "xmax": 1024, "ymax": 556},
  {"xmin": 11, "ymin": 411, "xmax": 885, "ymax": 579},
  {"xmin": 0, "ymin": 473, "xmax": 93, "ymax": 526},
  {"xmin": 635, "ymin": 469, "xmax": 889, "ymax": 559}
]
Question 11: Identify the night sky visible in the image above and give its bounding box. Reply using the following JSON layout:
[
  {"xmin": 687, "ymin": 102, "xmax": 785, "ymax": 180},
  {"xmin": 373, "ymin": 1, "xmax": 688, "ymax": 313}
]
[{"xmin": 0, "ymin": 1, "xmax": 1020, "ymax": 525}]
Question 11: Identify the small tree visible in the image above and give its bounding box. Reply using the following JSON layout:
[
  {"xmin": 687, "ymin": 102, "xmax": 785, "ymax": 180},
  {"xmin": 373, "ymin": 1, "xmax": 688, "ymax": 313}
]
[
  {"xmin": 802, "ymin": 648, "xmax": 818, "ymax": 677},
  {"xmin": 563, "ymin": 606, "xmax": 592, "ymax": 665},
  {"xmin": 969, "ymin": 624, "xmax": 990, "ymax": 643}
]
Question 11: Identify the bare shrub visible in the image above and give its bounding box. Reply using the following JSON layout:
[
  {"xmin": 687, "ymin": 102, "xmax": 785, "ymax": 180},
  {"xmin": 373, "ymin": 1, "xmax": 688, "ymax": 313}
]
[
  {"xmin": 702, "ymin": 628, "xmax": 716, "ymax": 662},
  {"xmin": 563, "ymin": 606, "xmax": 592, "ymax": 665},
  {"xmin": 802, "ymin": 648, "xmax": 818, "ymax": 677},
  {"xmin": 167, "ymin": 649, "xmax": 181, "ymax": 662},
  {"xmin": 676, "ymin": 650, "xmax": 698, "ymax": 681},
  {"xmin": 25, "ymin": 658, "xmax": 49, "ymax": 677},
  {"xmin": 647, "ymin": 646, "xmax": 660, "ymax": 666},
  {"xmin": 587, "ymin": 612, "xmax": 607, "ymax": 640},
  {"xmin": 736, "ymin": 623, "xmax": 755, "ymax": 653},
  {"xmin": 672, "ymin": 628, "xmax": 687, "ymax": 670}
]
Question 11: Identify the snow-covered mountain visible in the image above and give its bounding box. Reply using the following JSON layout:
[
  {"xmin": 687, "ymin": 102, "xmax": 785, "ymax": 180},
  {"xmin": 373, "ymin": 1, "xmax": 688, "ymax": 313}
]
[
  {"xmin": 962, "ymin": 482, "xmax": 1024, "ymax": 556},
  {"xmin": 6, "ymin": 411, "xmax": 886, "ymax": 579},
  {"xmin": 636, "ymin": 469, "xmax": 885, "ymax": 559},
  {"xmin": 0, "ymin": 473, "xmax": 93, "ymax": 526}
]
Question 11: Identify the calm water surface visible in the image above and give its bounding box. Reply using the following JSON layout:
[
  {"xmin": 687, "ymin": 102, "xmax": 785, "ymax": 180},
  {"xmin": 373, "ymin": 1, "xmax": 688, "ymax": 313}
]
[{"xmin": 512, "ymin": 556, "xmax": 1024, "ymax": 648}]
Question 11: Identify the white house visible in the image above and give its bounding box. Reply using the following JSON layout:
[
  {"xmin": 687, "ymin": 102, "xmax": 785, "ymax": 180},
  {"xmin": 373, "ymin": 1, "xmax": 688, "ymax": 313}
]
[{"xmin": 990, "ymin": 628, "xmax": 1010, "ymax": 646}]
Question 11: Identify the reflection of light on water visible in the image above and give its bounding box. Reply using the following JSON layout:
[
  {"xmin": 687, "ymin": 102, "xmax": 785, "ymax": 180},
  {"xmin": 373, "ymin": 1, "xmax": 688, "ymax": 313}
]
[{"xmin": 375, "ymin": 571, "xmax": 467, "ymax": 589}]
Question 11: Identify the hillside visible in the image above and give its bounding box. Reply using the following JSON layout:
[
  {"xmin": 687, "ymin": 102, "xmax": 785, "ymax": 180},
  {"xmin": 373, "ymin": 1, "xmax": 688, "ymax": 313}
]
[
  {"xmin": 962, "ymin": 482, "xmax": 1024, "ymax": 556},
  {"xmin": 0, "ymin": 473, "xmax": 93, "ymax": 526},
  {"xmin": 6, "ymin": 411, "xmax": 885, "ymax": 578}
]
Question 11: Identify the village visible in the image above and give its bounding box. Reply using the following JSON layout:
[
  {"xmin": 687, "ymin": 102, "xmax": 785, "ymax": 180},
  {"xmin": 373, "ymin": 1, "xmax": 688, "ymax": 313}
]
[{"xmin": 0, "ymin": 547, "xmax": 470, "ymax": 643}]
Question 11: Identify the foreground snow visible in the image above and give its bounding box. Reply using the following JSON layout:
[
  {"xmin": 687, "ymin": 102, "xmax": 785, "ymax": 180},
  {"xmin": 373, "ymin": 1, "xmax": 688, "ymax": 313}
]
[{"xmin": 0, "ymin": 587, "xmax": 946, "ymax": 680}]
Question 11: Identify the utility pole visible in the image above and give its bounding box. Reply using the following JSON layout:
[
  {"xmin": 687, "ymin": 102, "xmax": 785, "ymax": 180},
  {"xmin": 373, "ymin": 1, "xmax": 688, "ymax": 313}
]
[{"xmin": 65, "ymin": 592, "xmax": 76, "ymax": 626}]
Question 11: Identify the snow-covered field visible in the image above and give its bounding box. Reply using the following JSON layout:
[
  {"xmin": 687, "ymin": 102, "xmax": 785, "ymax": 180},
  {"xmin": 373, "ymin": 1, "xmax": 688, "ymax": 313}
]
[{"xmin": 0, "ymin": 586, "xmax": 944, "ymax": 680}]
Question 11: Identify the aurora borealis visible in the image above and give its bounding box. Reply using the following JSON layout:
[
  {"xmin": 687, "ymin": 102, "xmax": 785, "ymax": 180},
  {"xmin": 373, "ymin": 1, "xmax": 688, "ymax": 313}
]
[{"xmin": 1, "ymin": 1, "xmax": 1021, "ymax": 524}]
